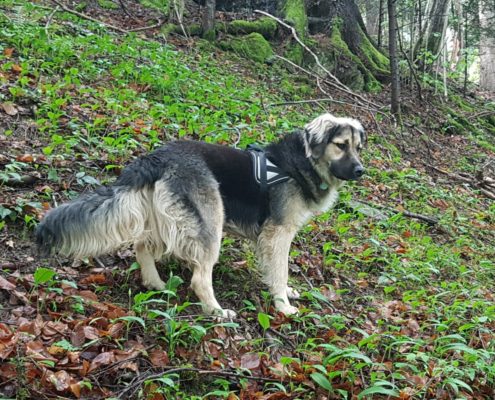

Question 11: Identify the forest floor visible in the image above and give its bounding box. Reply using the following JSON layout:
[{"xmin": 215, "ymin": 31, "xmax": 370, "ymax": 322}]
[{"xmin": 0, "ymin": 1, "xmax": 494, "ymax": 399}]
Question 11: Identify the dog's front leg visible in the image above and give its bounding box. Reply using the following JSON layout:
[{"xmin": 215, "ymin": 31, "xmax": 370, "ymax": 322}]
[{"xmin": 256, "ymin": 224, "xmax": 299, "ymax": 315}]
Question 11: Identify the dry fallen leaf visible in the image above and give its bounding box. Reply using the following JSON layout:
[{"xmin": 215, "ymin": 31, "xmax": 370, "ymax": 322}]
[
  {"xmin": 83, "ymin": 326, "xmax": 100, "ymax": 340},
  {"xmin": 240, "ymin": 352, "xmax": 260, "ymax": 370},
  {"xmin": 49, "ymin": 370, "xmax": 71, "ymax": 392},
  {"xmin": 1, "ymin": 102, "xmax": 18, "ymax": 116},
  {"xmin": 11, "ymin": 64, "xmax": 22, "ymax": 73},
  {"xmin": 3, "ymin": 48, "xmax": 14, "ymax": 57},
  {"xmin": 26, "ymin": 340, "xmax": 57, "ymax": 362},
  {"xmin": 79, "ymin": 274, "xmax": 107, "ymax": 285},
  {"xmin": 88, "ymin": 351, "xmax": 115, "ymax": 372},
  {"xmin": 149, "ymin": 347, "xmax": 170, "ymax": 367},
  {"xmin": 0, "ymin": 276, "xmax": 16, "ymax": 291}
]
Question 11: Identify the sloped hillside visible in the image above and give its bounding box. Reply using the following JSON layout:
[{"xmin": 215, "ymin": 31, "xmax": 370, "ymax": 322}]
[{"xmin": 0, "ymin": 1, "xmax": 494, "ymax": 399}]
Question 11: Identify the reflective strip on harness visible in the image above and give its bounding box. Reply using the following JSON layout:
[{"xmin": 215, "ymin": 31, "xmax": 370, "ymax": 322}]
[{"xmin": 248, "ymin": 146, "xmax": 290, "ymax": 192}]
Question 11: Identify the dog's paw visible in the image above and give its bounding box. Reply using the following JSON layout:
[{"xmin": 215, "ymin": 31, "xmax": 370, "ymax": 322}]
[
  {"xmin": 214, "ymin": 308, "xmax": 237, "ymax": 320},
  {"xmin": 142, "ymin": 279, "xmax": 166, "ymax": 291},
  {"xmin": 275, "ymin": 303, "xmax": 299, "ymax": 315},
  {"xmin": 286, "ymin": 287, "xmax": 300, "ymax": 300}
]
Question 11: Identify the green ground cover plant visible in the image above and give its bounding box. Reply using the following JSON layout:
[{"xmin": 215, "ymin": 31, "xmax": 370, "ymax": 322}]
[{"xmin": 0, "ymin": 1, "xmax": 494, "ymax": 398}]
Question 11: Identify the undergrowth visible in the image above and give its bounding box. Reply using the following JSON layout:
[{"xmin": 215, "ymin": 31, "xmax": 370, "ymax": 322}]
[{"xmin": 0, "ymin": 1, "xmax": 494, "ymax": 399}]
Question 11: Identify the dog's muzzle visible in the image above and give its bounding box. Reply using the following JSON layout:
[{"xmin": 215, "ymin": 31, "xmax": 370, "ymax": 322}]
[{"xmin": 353, "ymin": 164, "xmax": 365, "ymax": 179}]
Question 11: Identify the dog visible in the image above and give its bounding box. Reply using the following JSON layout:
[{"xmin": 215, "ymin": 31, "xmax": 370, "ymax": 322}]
[{"xmin": 36, "ymin": 113, "xmax": 365, "ymax": 318}]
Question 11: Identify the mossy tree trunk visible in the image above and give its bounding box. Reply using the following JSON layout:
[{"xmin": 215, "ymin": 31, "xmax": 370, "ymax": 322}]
[
  {"xmin": 198, "ymin": 0, "xmax": 389, "ymax": 91},
  {"xmin": 202, "ymin": 0, "xmax": 216, "ymax": 40},
  {"xmin": 306, "ymin": 0, "xmax": 389, "ymax": 91}
]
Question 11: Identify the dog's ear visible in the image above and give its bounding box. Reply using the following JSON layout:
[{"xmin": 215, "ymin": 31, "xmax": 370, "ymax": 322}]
[
  {"xmin": 303, "ymin": 113, "xmax": 339, "ymax": 159},
  {"xmin": 303, "ymin": 128, "xmax": 334, "ymax": 159},
  {"xmin": 359, "ymin": 128, "xmax": 367, "ymax": 146}
]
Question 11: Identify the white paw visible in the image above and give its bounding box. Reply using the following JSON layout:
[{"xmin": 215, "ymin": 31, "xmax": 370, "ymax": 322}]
[
  {"xmin": 275, "ymin": 302, "xmax": 299, "ymax": 315},
  {"xmin": 287, "ymin": 287, "xmax": 300, "ymax": 300},
  {"xmin": 142, "ymin": 278, "xmax": 166, "ymax": 291},
  {"xmin": 213, "ymin": 308, "xmax": 237, "ymax": 320}
]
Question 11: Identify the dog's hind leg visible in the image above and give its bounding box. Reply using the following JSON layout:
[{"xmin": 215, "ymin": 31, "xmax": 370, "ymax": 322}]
[
  {"xmin": 153, "ymin": 179, "xmax": 236, "ymax": 319},
  {"xmin": 256, "ymin": 223, "xmax": 299, "ymax": 315},
  {"xmin": 135, "ymin": 242, "xmax": 166, "ymax": 290},
  {"xmin": 186, "ymin": 196, "xmax": 236, "ymax": 319},
  {"xmin": 188, "ymin": 242, "xmax": 236, "ymax": 319}
]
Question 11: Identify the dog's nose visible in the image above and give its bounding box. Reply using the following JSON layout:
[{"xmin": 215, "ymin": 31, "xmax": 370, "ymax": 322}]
[{"xmin": 354, "ymin": 165, "xmax": 365, "ymax": 177}]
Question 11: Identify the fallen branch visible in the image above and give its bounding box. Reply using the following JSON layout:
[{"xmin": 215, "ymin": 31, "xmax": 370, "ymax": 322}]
[
  {"xmin": 50, "ymin": 0, "xmax": 165, "ymax": 34},
  {"xmin": 273, "ymin": 54, "xmax": 389, "ymax": 122},
  {"xmin": 44, "ymin": 4, "xmax": 59, "ymax": 37},
  {"xmin": 127, "ymin": 19, "xmax": 165, "ymax": 33},
  {"xmin": 172, "ymin": 0, "xmax": 189, "ymax": 39},
  {"xmin": 50, "ymin": 0, "xmax": 128, "ymax": 33},
  {"xmin": 427, "ymin": 163, "xmax": 495, "ymax": 200},
  {"xmin": 350, "ymin": 200, "xmax": 439, "ymax": 225},
  {"xmin": 117, "ymin": 0, "xmax": 137, "ymax": 20},
  {"xmin": 254, "ymin": 9, "xmax": 382, "ymax": 111}
]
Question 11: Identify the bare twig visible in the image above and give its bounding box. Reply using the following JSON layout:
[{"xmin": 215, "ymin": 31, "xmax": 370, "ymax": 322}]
[
  {"xmin": 254, "ymin": 9, "xmax": 382, "ymax": 111},
  {"xmin": 127, "ymin": 19, "xmax": 164, "ymax": 33},
  {"xmin": 44, "ymin": 5, "xmax": 59, "ymax": 37},
  {"xmin": 397, "ymin": 22, "xmax": 422, "ymax": 100},
  {"xmin": 50, "ymin": 0, "xmax": 129, "ymax": 33},
  {"xmin": 50, "ymin": 0, "xmax": 165, "ymax": 34},
  {"xmin": 172, "ymin": 0, "xmax": 189, "ymax": 40},
  {"xmin": 350, "ymin": 200, "xmax": 439, "ymax": 225},
  {"xmin": 273, "ymin": 55, "xmax": 389, "ymax": 122},
  {"xmin": 466, "ymin": 110, "xmax": 495, "ymax": 121},
  {"xmin": 427, "ymin": 163, "xmax": 495, "ymax": 200},
  {"xmin": 117, "ymin": 0, "xmax": 137, "ymax": 20}
]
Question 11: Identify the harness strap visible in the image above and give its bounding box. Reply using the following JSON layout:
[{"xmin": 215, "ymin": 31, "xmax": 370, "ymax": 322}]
[{"xmin": 248, "ymin": 144, "xmax": 290, "ymax": 193}]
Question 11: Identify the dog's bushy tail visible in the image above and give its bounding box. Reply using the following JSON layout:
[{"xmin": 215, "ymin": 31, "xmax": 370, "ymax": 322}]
[{"xmin": 36, "ymin": 186, "xmax": 149, "ymax": 258}]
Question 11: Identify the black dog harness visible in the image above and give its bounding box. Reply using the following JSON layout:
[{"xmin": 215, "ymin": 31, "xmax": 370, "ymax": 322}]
[{"xmin": 247, "ymin": 145, "xmax": 290, "ymax": 193}]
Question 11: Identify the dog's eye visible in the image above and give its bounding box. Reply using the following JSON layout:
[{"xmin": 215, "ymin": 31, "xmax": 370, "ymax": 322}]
[{"xmin": 335, "ymin": 143, "xmax": 346, "ymax": 150}]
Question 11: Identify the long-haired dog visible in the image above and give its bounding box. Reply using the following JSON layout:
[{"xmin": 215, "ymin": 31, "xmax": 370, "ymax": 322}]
[{"xmin": 36, "ymin": 114, "xmax": 365, "ymax": 318}]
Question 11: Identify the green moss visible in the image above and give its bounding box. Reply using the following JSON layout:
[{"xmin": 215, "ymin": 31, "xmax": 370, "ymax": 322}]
[
  {"xmin": 98, "ymin": 0, "xmax": 118, "ymax": 10},
  {"xmin": 450, "ymin": 94, "xmax": 476, "ymax": 112},
  {"xmin": 280, "ymin": 78, "xmax": 314, "ymax": 98},
  {"xmin": 217, "ymin": 18, "xmax": 277, "ymax": 40},
  {"xmin": 330, "ymin": 19, "xmax": 381, "ymax": 92},
  {"xmin": 161, "ymin": 23, "xmax": 176, "ymax": 36},
  {"xmin": 220, "ymin": 33, "xmax": 274, "ymax": 64},
  {"xmin": 359, "ymin": 30, "xmax": 389, "ymax": 76},
  {"xmin": 285, "ymin": 44, "xmax": 304, "ymax": 65},
  {"xmin": 74, "ymin": 2, "xmax": 87, "ymax": 11},
  {"xmin": 282, "ymin": 0, "xmax": 307, "ymax": 37},
  {"xmin": 202, "ymin": 28, "xmax": 216, "ymax": 41},
  {"xmin": 160, "ymin": 23, "xmax": 202, "ymax": 37},
  {"xmin": 279, "ymin": 0, "xmax": 307, "ymax": 65}
]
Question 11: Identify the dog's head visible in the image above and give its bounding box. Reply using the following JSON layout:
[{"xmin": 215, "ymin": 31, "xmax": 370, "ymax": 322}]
[{"xmin": 303, "ymin": 113, "xmax": 366, "ymax": 181}]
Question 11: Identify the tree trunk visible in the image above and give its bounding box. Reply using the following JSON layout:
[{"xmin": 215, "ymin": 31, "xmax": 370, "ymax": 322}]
[
  {"xmin": 414, "ymin": 0, "xmax": 451, "ymax": 70},
  {"xmin": 307, "ymin": 0, "xmax": 389, "ymax": 90},
  {"xmin": 450, "ymin": 0, "xmax": 464, "ymax": 70},
  {"xmin": 364, "ymin": 0, "xmax": 380, "ymax": 37},
  {"xmin": 479, "ymin": 2, "xmax": 495, "ymax": 91},
  {"xmin": 202, "ymin": 0, "xmax": 216, "ymax": 40},
  {"xmin": 377, "ymin": 0, "xmax": 384, "ymax": 49},
  {"xmin": 388, "ymin": 0, "xmax": 400, "ymax": 116}
]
